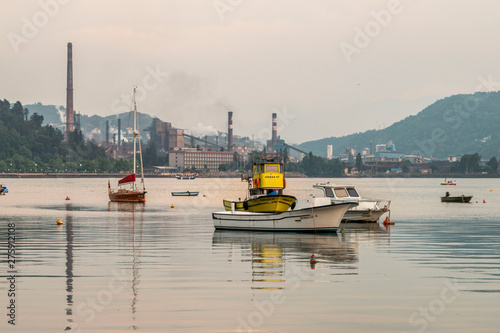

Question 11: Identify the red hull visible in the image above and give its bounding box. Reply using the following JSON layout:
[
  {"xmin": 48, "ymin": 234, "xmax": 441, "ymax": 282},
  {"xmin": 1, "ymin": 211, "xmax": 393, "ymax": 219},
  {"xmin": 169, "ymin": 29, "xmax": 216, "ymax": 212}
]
[{"xmin": 109, "ymin": 189, "xmax": 146, "ymax": 202}]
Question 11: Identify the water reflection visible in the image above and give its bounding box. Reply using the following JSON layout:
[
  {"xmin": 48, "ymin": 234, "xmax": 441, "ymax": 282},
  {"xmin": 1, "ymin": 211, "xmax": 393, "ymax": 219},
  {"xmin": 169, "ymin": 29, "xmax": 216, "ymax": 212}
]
[
  {"xmin": 64, "ymin": 203, "xmax": 74, "ymax": 331},
  {"xmin": 251, "ymin": 243, "xmax": 285, "ymax": 290},
  {"xmin": 107, "ymin": 201, "xmax": 146, "ymax": 213},
  {"xmin": 131, "ymin": 208, "xmax": 144, "ymax": 330},
  {"xmin": 213, "ymin": 231, "xmax": 360, "ymax": 289}
]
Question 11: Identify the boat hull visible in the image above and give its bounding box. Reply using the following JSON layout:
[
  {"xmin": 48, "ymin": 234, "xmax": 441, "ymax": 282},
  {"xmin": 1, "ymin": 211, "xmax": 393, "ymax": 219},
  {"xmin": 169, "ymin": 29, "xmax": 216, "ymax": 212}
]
[
  {"xmin": 172, "ymin": 191, "xmax": 199, "ymax": 196},
  {"xmin": 109, "ymin": 189, "xmax": 146, "ymax": 202},
  {"xmin": 441, "ymin": 196, "xmax": 472, "ymax": 203},
  {"xmin": 343, "ymin": 209, "xmax": 388, "ymax": 222},
  {"xmin": 223, "ymin": 195, "xmax": 297, "ymax": 213},
  {"xmin": 213, "ymin": 202, "xmax": 353, "ymax": 232},
  {"xmin": 329, "ymin": 199, "xmax": 390, "ymax": 222}
]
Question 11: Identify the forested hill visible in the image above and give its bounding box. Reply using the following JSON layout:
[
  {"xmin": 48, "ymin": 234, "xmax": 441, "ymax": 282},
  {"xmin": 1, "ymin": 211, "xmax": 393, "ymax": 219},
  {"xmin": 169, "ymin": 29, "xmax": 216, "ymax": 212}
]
[
  {"xmin": 24, "ymin": 102, "xmax": 154, "ymax": 142},
  {"xmin": 0, "ymin": 99, "xmax": 106, "ymax": 172},
  {"xmin": 298, "ymin": 91, "xmax": 500, "ymax": 160}
]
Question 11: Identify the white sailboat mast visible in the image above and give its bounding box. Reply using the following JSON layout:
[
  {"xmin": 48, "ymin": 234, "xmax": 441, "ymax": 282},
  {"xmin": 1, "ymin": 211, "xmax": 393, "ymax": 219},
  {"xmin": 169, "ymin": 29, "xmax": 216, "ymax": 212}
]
[{"xmin": 133, "ymin": 88, "xmax": 137, "ymax": 190}]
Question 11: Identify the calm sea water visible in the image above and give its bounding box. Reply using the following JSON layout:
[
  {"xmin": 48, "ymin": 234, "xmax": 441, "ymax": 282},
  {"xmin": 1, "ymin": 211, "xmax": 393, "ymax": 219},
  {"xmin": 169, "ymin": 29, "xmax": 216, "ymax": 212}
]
[{"xmin": 1, "ymin": 177, "xmax": 499, "ymax": 332}]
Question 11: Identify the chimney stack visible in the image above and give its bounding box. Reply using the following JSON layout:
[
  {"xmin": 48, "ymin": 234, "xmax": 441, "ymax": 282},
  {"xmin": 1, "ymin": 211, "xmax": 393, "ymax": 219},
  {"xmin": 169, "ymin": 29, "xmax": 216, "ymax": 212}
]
[
  {"xmin": 228, "ymin": 111, "xmax": 233, "ymax": 152},
  {"xmin": 118, "ymin": 119, "xmax": 121, "ymax": 147},
  {"xmin": 65, "ymin": 42, "xmax": 74, "ymax": 139},
  {"xmin": 271, "ymin": 112, "xmax": 277, "ymax": 149},
  {"xmin": 105, "ymin": 120, "xmax": 109, "ymax": 146}
]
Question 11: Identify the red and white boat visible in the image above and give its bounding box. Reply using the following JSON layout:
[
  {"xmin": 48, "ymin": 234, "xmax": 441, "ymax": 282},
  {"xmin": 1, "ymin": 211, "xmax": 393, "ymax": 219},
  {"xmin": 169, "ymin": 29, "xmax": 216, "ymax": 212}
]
[{"xmin": 108, "ymin": 88, "xmax": 147, "ymax": 202}]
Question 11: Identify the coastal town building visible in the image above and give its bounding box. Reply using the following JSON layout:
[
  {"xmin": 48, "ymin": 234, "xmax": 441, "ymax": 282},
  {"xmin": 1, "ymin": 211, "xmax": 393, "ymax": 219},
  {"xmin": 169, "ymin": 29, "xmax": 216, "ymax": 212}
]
[{"xmin": 169, "ymin": 150, "xmax": 234, "ymax": 172}]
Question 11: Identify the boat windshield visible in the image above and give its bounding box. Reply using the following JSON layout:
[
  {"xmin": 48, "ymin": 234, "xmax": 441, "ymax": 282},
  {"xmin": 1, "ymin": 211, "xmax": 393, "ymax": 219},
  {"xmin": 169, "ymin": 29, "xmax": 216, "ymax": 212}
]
[
  {"xmin": 347, "ymin": 188, "xmax": 359, "ymax": 197},
  {"xmin": 265, "ymin": 165, "xmax": 280, "ymax": 173},
  {"xmin": 324, "ymin": 188, "xmax": 335, "ymax": 198},
  {"xmin": 334, "ymin": 188, "xmax": 349, "ymax": 198}
]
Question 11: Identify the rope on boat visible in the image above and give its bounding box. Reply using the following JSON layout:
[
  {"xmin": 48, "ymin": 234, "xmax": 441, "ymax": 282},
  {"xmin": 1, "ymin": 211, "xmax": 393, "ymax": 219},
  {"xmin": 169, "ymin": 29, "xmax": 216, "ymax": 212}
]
[{"xmin": 312, "ymin": 204, "xmax": 316, "ymax": 233}]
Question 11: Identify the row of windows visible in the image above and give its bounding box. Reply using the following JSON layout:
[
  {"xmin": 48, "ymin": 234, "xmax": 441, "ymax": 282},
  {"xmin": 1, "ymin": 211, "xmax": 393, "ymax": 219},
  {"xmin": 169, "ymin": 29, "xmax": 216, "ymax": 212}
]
[{"xmin": 185, "ymin": 157, "xmax": 232, "ymax": 162}]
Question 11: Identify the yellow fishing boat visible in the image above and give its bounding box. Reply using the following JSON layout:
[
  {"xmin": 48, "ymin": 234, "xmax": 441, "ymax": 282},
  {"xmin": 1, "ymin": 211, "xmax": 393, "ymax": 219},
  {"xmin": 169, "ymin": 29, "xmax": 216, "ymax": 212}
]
[{"xmin": 223, "ymin": 158, "xmax": 297, "ymax": 213}]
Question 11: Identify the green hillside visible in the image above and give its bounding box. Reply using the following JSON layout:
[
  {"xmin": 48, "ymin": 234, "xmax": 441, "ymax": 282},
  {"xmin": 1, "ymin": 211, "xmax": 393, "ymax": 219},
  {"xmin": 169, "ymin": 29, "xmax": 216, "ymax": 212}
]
[
  {"xmin": 0, "ymin": 99, "xmax": 137, "ymax": 173},
  {"xmin": 24, "ymin": 103, "xmax": 154, "ymax": 142},
  {"xmin": 298, "ymin": 91, "xmax": 500, "ymax": 159}
]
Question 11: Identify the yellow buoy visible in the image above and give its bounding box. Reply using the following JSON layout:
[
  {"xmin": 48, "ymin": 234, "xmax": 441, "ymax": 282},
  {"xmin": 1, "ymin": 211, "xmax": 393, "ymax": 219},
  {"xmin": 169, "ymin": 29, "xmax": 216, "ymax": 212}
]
[
  {"xmin": 56, "ymin": 219, "xmax": 63, "ymax": 225},
  {"xmin": 171, "ymin": 204, "xmax": 175, "ymax": 209}
]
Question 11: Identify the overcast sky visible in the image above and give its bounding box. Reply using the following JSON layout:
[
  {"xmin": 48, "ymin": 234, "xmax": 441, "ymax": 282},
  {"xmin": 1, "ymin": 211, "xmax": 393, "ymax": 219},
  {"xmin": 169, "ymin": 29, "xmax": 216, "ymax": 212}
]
[{"xmin": 2, "ymin": 0, "xmax": 500, "ymax": 144}]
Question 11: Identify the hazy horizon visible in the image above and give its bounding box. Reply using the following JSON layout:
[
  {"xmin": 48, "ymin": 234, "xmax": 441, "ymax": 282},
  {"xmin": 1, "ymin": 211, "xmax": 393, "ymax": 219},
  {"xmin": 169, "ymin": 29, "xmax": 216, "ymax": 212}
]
[{"xmin": 2, "ymin": 1, "xmax": 500, "ymax": 144}]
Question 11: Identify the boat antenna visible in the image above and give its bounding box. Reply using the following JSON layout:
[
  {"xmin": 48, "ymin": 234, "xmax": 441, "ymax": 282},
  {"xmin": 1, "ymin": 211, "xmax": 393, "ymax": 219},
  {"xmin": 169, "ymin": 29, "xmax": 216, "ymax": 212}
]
[
  {"xmin": 251, "ymin": 134, "xmax": 254, "ymax": 170},
  {"xmin": 283, "ymin": 149, "xmax": 286, "ymax": 176},
  {"xmin": 134, "ymin": 88, "xmax": 146, "ymax": 191},
  {"xmin": 132, "ymin": 88, "xmax": 137, "ymax": 190}
]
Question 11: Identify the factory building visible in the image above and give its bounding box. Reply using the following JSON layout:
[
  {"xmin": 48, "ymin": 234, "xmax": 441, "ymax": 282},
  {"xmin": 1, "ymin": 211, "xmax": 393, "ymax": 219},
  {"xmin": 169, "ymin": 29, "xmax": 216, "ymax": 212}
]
[
  {"xmin": 170, "ymin": 150, "xmax": 234, "ymax": 172},
  {"xmin": 149, "ymin": 117, "xmax": 185, "ymax": 153}
]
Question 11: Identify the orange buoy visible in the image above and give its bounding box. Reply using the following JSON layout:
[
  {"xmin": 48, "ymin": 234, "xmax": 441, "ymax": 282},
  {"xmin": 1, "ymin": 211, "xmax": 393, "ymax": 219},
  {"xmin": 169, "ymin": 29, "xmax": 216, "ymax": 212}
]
[
  {"xmin": 383, "ymin": 216, "xmax": 395, "ymax": 225},
  {"xmin": 254, "ymin": 178, "xmax": 260, "ymax": 188},
  {"xmin": 65, "ymin": 196, "xmax": 70, "ymax": 200},
  {"xmin": 310, "ymin": 254, "xmax": 317, "ymax": 269}
]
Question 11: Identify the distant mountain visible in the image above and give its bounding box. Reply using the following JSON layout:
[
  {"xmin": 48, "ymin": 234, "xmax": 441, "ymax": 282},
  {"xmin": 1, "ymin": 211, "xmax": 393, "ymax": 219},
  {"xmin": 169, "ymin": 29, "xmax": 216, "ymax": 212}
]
[
  {"xmin": 24, "ymin": 103, "xmax": 154, "ymax": 143},
  {"xmin": 298, "ymin": 91, "xmax": 500, "ymax": 160}
]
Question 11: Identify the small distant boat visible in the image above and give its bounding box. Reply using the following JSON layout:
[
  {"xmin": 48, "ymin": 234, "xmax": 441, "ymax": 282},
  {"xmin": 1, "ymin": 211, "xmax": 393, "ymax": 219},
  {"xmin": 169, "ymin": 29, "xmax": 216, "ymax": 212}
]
[
  {"xmin": 176, "ymin": 175, "xmax": 196, "ymax": 180},
  {"xmin": 171, "ymin": 191, "xmax": 199, "ymax": 196},
  {"xmin": 0, "ymin": 184, "xmax": 8, "ymax": 195},
  {"xmin": 441, "ymin": 193, "xmax": 472, "ymax": 203},
  {"xmin": 441, "ymin": 179, "xmax": 456, "ymax": 186},
  {"xmin": 108, "ymin": 88, "xmax": 147, "ymax": 203}
]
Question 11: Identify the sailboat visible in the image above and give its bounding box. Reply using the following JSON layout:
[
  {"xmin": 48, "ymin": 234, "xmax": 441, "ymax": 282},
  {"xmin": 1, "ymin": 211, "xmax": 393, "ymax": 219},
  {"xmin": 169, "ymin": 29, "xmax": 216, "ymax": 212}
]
[{"xmin": 108, "ymin": 88, "xmax": 147, "ymax": 202}]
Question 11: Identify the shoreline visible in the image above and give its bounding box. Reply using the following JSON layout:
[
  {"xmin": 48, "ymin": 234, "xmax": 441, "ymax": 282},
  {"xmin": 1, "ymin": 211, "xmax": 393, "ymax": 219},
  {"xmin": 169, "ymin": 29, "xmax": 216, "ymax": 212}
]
[{"xmin": 1, "ymin": 172, "xmax": 499, "ymax": 179}]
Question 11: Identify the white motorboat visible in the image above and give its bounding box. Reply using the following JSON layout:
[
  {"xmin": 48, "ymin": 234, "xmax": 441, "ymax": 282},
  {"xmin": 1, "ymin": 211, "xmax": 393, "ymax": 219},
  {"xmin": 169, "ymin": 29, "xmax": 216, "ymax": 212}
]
[
  {"xmin": 213, "ymin": 197, "xmax": 357, "ymax": 232},
  {"xmin": 312, "ymin": 183, "xmax": 390, "ymax": 223}
]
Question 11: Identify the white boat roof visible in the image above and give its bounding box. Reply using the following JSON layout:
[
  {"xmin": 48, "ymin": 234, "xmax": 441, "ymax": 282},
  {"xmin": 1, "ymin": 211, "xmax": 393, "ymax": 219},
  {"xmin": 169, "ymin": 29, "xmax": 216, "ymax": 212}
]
[{"xmin": 313, "ymin": 183, "xmax": 356, "ymax": 189}]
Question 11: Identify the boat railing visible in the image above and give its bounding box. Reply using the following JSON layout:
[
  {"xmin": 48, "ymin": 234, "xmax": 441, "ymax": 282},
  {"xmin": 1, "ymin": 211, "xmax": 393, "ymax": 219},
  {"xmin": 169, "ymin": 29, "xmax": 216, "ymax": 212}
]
[
  {"xmin": 330, "ymin": 198, "xmax": 391, "ymax": 210},
  {"xmin": 372, "ymin": 199, "xmax": 391, "ymax": 210}
]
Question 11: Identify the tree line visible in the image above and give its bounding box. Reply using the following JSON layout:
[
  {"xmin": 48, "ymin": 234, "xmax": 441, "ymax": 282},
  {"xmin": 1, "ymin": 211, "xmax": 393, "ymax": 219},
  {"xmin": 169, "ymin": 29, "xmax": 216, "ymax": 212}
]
[{"xmin": 0, "ymin": 99, "xmax": 132, "ymax": 173}]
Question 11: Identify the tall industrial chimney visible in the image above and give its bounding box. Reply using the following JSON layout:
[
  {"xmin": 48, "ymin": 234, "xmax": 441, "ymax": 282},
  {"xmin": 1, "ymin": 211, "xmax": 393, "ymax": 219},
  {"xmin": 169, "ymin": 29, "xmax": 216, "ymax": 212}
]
[
  {"xmin": 228, "ymin": 111, "xmax": 233, "ymax": 152},
  {"xmin": 118, "ymin": 119, "xmax": 121, "ymax": 147},
  {"xmin": 105, "ymin": 120, "xmax": 109, "ymax": 146},
  {"xmin": 271, "ymin": 112, "xmax": 278, "ymax": 149},
  {"xmin": 65, "ymin": 42, "xmax": 74, "ymax": 140}
]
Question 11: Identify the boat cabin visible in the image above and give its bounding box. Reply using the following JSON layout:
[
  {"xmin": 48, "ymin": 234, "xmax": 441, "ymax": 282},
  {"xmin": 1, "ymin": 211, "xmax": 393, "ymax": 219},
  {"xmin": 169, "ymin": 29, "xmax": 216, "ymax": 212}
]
[
  {"xmin": 313, "ymin": 183, "xmax": 360, "ymax": 200},
  {"xmin": 250, "ymin": 162, "xmax": 286, "ymax": 196}
]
